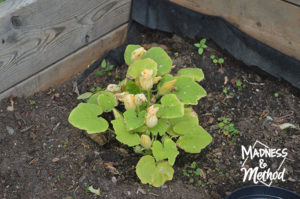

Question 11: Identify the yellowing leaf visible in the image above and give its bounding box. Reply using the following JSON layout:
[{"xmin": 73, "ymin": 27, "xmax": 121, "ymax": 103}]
[
  {"xmin": 177, "ymin": 68, "xmax": 204, "ymax": 82},
  {"xmin": 136, "ymin": 155, "xmax": 174, "ymax": 187},
  {"xmin": 158, "ymin": 79, "xmax": 177, "ymax": 95}
]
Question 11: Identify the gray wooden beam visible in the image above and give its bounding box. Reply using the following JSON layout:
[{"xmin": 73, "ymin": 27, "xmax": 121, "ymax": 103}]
[{"xmin": 0, "ymin": 0, "xmax": 131, "ymax": 94}]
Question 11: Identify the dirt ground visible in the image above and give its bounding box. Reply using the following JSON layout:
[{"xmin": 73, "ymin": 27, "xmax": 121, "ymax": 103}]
[{"xmin": 0, "ymin": 26, "xmax": 299, "ymax": 199}]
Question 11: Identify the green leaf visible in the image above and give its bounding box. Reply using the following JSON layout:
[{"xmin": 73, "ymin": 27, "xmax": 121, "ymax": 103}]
[
  {"xmin": 174, "ymin": 122, "xmax": 212, "ymax": 153},
  {"xmin": 124, "ymin": 45, "xmax": 142, "ymax": 65},
  {"xmin": 157, "ymin": 94, "xmax": 184, "ymax": 119},
  {"xmin": 200, "ymin": 38, "xmax": 206, "ymax": 45},
  {"xmin": 152, "ymin": 139, "xmax": 179, "ymax": 165},
  {"xmin": 150, "ymin": 119, "xmax": 169, "ymax": 136},
  {"xmin": 68, "ymin": 103, "xmax": 109, "ymax": 134},
  {"xmin": 194, "ymin": 43, "xmax": 201, "ymax": 48},
  {"xmin": 218, "ymin": 58, "xmax": 224, "ymax": 64},
  {"xmin": 87, "ymin": 92, "xmax": 101, "ymax": 104},
  {"xmin": 202, "ymin": 44, "xmax": 208, "ymax": 48},
  {"xmin": 168, "ymin": 108, "xmax": 198, "ymax": 127},
  {"xmin": 97, "ymin": 92, "xmax": 117, "ymax": 112},
  {"xmin": 101, "ymin": 59, "xmax": 106, "ymax": 68},
  {"xmin": 127, "ymin": 58, "xmax": 157, "ymax": 79},
  {"xmin": 124, "ymin": 110, "xmax": 146, "ymax": 131},
  {"xmin": 173, "ymin": 76, "xmax": 207, "ymax": 105},
  {"xmin": 112, "ymin": 119, "xmax": 140, "ymax": 146},
  {"xmin": 210, "ymin": 55, "xmax": 215, "ymax": 59},
  {"xmin": 136, "ymin": 155, "xmax": 174, "ymax": 187},
  {"xmin": 177, "ymin": 68, "xmax": 204, "ymax": 82},
  {"xmin": 142, "ymin": 47, "xmax": 172, "ymax": 76},
  {"xmin": 125, "ymin": 80, "xmax": 141, "ymax": 94},
  {"xmin": 198, "ymin": 48, "xmax": 204, "ymax": 55},
  {"xmin": 77, "ymin": 92, "xmax": 93, "ymax": 100}
]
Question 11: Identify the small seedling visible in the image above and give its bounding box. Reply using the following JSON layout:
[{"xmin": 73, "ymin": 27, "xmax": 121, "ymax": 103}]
[
  {"xmin": 194, "ymin": 38, "xmax": 207, "ymax": 55},
  {"xmin": 174, "ymin": 52, "xmax": 179, "ymax": 57},
  {"xmin": 222, "ymin": 87, "xmax": 228, "ymax": 94},
  {"xmin": 236, "ymin": 80, "xmax": 246, "ymax": 91},
  {"xmin": 29, "ymin": 100, "xmax": 36, "ymax": 105},
  {"xmin": 274, "ymin": 92, "xmax": 279, "ymax": 97},
  {"xmin": 218, "ymin": 117, "xmax": 240, "ymax": 140},
  {"xmin": 96, "ymin": 59, "xmax": 114, "ymax": 77},
  {"xmin": 210, "ymin": 55, "xmax": 224, "ymax": 72}
]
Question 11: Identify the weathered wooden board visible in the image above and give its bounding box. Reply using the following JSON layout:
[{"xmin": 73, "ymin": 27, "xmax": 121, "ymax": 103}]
[
  {"xmin": 0, "ymin": 24, "xmax": 128, "ymax": 100},
  {"xmin": 0, "ymin": 0, "xmax": 131, "ymax": 94},
  {"xmin": 171, "ymin": 0, "xmax": 300, "ymax": 60}
]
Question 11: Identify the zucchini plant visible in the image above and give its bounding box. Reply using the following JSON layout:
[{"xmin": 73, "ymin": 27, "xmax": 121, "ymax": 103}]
[{"xmin": 68, "ymin": 45, "xmax": 212, "ymax": 187}]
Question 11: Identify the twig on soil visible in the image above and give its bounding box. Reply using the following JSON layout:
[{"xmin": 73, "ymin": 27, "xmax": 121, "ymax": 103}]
[
  {"xmin": 73, "ymin": 186, "xmax": 79, "ymax": 199},
  {"xmin": 20, "ymin": 125, "xmax": 33, "ymax": 133},
  {"xmin": 149, "ymin": 192, "xmax": 159, "ymax": 197}
]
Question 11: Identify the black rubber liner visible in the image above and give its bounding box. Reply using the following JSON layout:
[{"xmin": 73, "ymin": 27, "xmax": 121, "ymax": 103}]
[
  {"xmin": 131, "ymin": 0, "xmax": 300, "ymax": 89},
  {"xmin": 78, "ymin": 0, "xmax": 300, "ymax": 89}
]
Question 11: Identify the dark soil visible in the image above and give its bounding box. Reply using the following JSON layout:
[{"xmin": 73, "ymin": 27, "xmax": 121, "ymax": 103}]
[{"xmin": 1, "ymin": 26, "xmax": 299, "ymax": 199}]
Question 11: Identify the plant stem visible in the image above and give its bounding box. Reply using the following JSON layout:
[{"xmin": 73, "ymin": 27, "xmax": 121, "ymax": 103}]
[
  {"xmin": 107, "ymin": 128, "xmax": 115, "ymax": 134},
  {"xmin": 147, "ymin": 90, "xmax": 151, "ymax": 106}
]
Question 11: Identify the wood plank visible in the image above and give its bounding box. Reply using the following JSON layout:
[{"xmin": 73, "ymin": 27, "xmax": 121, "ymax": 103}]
[
  {"xmin": 0, "ymin": 24, "xmax": 128, "ymax": 100},
  {"xmin": 0, "ymin": 0, "xmax": 131, "ymax": 93},
  {"xmin": 171, "ymin": 0, "xmax": 300, "ymax": 60}
]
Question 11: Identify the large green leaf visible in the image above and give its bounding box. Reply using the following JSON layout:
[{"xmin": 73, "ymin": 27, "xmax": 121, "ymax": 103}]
[
  {"xmin": 124, "ymin": 45, "xmax": 142, "ymax": 65},
  {"xmin": 112, "ymin": 119, "xmax": 140, "ymax": 147},
  {"xmin": 173, "ymin": 76, "xmax": 207, "ymax": 105},
  {"xmin": 150, "ymin": 118, "xmax": 169, "ymax": 136},
  {"xmin": 152, "ymin": 139, "xmax": 179, "ymax": 165},
  {"xmin": 156, "ymin": 94, "xmax": 184, "ymax": 119},
  {"xmin": 97, "ymin": 92, "xmax": 117, "ymax": 112},
  {"xmin": 125, "ymin": 80, "xmax": 141, "ymax": 94},
  {"xmin": 168, "ymin": 107, "xmax": 198, "ymax": 127},
  {"xmin": 174, "ymin": 122, "xmax": 212, "ymax": 153},
  {"xmin": 167, "ymin": 107, "xmax": 198, "ymax": 136},
  {"xmin": 142, "ymin": 47, "xmax": 172, "ymax": 76},
  {"xmin": 136, "ymin": 155, "xmax": 174, "ymax": 187},
  {"xmin": 68, "ymin": 103, "xmax": 109, "ymax": 134},
  {"xmin": 124, "ymin": 109, "xmax": 146, "ymax": 131},
  {"xmin": 87, "ymin": 92, "xmax": 101, "ymax": 104},
  {"xmin": 127, "ymin": 58, "xmax": 157, "ymax": 79},
  {"xmin": 177, "ymin": 68, "xmax": 204, "ymax": 82}
]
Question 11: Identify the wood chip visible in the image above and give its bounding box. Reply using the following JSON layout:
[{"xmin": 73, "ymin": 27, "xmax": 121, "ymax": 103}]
[
  {"xmin": 29, "ymin": 157, "xmax": 39, "ymax": 165},
  {"xmin": 52, "ymin": 157, "xmax": 60, "ymax": 163}
]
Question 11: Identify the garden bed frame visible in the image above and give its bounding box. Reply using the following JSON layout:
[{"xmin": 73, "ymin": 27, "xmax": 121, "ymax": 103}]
[{"xmin": 0, "ymin": 0, "xmax": 299, "ymax": 100}]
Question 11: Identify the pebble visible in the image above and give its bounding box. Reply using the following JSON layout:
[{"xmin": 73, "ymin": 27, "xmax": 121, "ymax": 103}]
[
  {"xmin": 160, "ymin": 185, "xmax": 168, "ymax": 189},
  {"xmin": 111, "ymin": 176, "xmax": 117, "ymax": 184},
  {"xmin": 6, "ymin": 126, "xmax": 15, "ymax": 135}
]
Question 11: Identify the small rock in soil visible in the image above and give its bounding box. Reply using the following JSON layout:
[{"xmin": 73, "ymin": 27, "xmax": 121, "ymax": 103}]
[
  {"xmin": 111, "ymin": 176, "xmax": 117, "ymax": 184},
  {"xmin": 6, "ymin": 126, "xmax": 15, "ymax": 135}
]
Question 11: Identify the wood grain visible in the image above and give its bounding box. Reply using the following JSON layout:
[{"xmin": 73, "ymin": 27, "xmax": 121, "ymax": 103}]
[
  {"xmin": 171, "ymin": 0, "xmax": 300, "ymax": 60},
  {"xmin": 0, "ymin": 0, "xmax": 131, "ymax": 93},
  {"xmin": 0, "ymin": 24, "xmax": 128, "ymax": 100}
]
